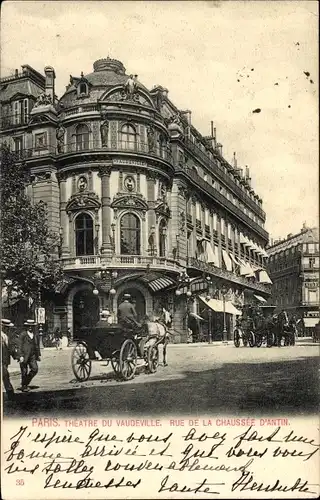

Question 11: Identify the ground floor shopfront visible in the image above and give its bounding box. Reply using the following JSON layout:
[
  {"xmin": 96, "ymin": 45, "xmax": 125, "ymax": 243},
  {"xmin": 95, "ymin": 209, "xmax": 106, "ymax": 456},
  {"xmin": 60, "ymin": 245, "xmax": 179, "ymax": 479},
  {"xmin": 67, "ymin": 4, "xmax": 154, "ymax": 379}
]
[{"xmin": 2, "ymin": 270, "xmax": 271, "ymax": 344}]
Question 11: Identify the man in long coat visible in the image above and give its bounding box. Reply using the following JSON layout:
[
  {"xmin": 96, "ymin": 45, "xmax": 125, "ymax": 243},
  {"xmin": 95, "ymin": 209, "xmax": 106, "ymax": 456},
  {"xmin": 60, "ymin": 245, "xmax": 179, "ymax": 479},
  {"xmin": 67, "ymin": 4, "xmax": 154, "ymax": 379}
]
[
  {"xmin": 18, "ymin": 319, "xmax": 41, "ymax": 392},
  {"xmin": 1, "ymin": 319, "xmax": 15, "ymax": 399}
]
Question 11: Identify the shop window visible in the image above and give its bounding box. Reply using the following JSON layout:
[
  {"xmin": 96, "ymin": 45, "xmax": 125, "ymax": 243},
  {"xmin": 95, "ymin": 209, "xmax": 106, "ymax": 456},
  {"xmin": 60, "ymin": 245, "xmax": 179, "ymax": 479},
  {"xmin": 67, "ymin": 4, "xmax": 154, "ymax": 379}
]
[
  {"xmin": 75, "ymin": 213, "xmax": 94, "ymax": 256},
  {"xmin": 120, "ymin": 213, "xmax": 141, "ymax": 255}
]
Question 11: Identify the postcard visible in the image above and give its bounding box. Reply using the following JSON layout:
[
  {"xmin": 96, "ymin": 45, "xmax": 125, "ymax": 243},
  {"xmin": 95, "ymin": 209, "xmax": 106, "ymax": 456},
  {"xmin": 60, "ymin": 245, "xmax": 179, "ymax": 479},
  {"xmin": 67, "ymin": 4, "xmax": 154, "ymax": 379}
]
[{"xmin": 1, "ymin": 1, "xmax": 319, "ymax": 499}]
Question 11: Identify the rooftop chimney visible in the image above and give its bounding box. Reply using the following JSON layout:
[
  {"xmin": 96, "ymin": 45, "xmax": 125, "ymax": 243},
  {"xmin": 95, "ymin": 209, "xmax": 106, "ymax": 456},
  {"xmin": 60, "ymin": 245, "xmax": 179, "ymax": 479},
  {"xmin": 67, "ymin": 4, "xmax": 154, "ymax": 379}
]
[
  {"xmin": 15, "ymin": 69, "xmax": 19, "ymax": 77},
  {"xmin": 181, "ymin": 110, "xmax": 191, "ymax": 125},
  {"xmin": 210, "ymin": 122, "xmax": 217, "ymax": 149},
  {"xmin": 233, "ymin": 152, "xmax": 238, "ymax": 168},
  {"xmin": 216, "ymin": 142, "xmax": 223, "ymax": 156},
  {"xmin": 44, "ymin": 66, "xmax": 56, "ymax": 101}
]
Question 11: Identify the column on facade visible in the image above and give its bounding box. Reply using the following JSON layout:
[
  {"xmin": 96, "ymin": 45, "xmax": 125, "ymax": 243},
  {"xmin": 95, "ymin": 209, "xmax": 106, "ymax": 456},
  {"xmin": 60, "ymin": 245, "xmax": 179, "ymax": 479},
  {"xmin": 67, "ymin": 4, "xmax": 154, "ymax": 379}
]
[
  {"xmin": 147, "ymin": 173, "xmax": 157, "ymax": 256},
  {"xmin": 217, "ymin": 214, "xmax": 222, "ymax": 268},
  {"xmin": 170, "ymin": 180, "xmax": 188, "ymax": 263},
  {"xmin": 59, "ymin": 174, "xmax": 70, "ymax": 257},
  {"xmin": 99, "ymin": 165, "xmax": 113, "ymax": 255}
]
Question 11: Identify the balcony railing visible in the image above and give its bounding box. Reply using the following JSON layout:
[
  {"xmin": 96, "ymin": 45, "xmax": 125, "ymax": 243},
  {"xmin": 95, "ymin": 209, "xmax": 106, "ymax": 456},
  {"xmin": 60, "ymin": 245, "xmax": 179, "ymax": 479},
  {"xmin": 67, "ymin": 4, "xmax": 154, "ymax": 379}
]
[
  {"xmin": 58, "ymin": 140, "xmax": 172, "ymax": 162},
  {"xmin": 61, "ymin": 254, "xmax": 183, "ymax": 272},
  {"xmin": 184, "ymin": 137, "xmax": 265, "ymax": 220},
  {"xmin": 178, "ymin": 165, "xmax": 268, "ymax": 240},
  {"xmin": 188, "ymin": 257, "xmax": 271, "ymax": 294}
]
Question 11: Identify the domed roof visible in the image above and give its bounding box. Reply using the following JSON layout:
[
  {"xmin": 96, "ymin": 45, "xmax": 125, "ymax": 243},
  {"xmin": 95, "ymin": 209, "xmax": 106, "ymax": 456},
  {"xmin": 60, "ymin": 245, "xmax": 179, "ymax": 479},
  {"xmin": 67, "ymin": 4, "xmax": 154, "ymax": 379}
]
[{"xmin": 60, "ymin": 57, "xmax": 148, "ymax": 104}]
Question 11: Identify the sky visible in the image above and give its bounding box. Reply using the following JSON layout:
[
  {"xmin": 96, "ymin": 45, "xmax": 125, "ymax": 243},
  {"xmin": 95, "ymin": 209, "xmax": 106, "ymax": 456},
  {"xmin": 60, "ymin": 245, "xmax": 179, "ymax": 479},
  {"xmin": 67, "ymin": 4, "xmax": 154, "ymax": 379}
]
[{"xmin": 1, "ymin": 0, "xmax": 318, "ymax": 240}]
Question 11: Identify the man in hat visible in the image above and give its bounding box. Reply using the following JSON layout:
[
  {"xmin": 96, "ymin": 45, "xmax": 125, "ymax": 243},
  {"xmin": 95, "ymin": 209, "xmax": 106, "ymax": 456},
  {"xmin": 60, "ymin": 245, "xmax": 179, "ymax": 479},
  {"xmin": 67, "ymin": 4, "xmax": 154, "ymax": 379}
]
[
  {"xmin": 1, "ymin": 319, "xmax": 15, "ymax": 399},
  {"xmin": 18, "ymin": 319, "xmax": 41, "ymax": 392},
  {"xmin": 117, "ymin": 294, "xmax": 140, "ymax": 328}
]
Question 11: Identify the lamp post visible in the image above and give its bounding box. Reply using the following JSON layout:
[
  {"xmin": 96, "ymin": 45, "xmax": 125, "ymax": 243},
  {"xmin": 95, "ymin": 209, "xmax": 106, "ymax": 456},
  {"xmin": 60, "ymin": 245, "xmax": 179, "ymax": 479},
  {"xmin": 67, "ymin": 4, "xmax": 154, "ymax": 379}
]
[
  {"xmin": 221, "ymin": 286, "xmax": 228, "ymax": 344},
  {"xmin": 175, "ymin": 271, "xmax": 192, "ymax": 331},
  {"xmin": 205, "ymin": 274, "xmax": 213, "ymax": 344},
  {"xmin": 111, "ymin": 222, "xmax": 116, "ymax": 254}
]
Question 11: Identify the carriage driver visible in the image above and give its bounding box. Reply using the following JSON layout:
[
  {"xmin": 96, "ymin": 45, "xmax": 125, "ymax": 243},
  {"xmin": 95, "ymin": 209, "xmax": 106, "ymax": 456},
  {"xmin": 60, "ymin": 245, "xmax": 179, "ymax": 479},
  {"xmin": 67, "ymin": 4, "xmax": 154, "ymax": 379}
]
[{"xmin": 117, "ymin": 294, "xmax": 141, "ymax": 328}]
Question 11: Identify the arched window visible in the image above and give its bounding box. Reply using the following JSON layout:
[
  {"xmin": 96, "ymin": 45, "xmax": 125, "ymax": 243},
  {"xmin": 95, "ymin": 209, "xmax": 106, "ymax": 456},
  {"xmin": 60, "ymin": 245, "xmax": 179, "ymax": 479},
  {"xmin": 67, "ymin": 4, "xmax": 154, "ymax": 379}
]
[
  {"xmin": 75, "ymin": 124, "xmax": 90, "ymax": 151},
  {"xmin": 120, "ymin": 213, "xmax": 141, "ymax": 255},
  {"xmin": 75, "ymin": 213, "xmax": 94, "ymax": 256},
  {"xmin": 120, "ymin": 124, "xmax": 136, "ymax": 150},
  {"xmin": 159, "ymin": 220, "xmax": 167, "ymax": 257}
]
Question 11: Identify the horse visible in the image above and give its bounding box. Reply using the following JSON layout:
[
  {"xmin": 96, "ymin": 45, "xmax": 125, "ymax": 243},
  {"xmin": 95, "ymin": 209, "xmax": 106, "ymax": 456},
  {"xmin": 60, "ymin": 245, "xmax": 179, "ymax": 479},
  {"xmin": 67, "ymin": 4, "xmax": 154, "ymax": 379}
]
[{"xmin": 145, "ymin": 319, "xmax": 173, "ymax": 366}]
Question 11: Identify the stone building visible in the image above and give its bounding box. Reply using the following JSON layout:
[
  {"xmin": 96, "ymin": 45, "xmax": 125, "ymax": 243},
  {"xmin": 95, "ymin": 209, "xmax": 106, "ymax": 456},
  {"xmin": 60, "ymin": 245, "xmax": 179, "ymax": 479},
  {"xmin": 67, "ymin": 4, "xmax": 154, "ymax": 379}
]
[
  {"xmin": 0, "ymin": 58, "xmax": 272, "ymax": 341},
  {"xmin": 267, "ymin": 225, "xmax": 319, "ymax": 336}
]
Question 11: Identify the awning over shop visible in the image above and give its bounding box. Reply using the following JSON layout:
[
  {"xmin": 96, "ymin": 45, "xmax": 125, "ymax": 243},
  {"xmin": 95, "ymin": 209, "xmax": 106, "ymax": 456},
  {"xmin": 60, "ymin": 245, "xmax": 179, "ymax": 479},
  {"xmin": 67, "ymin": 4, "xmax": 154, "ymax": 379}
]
[
  {"xmin": 304, "ymin": 318, "xmax": 319, "ymax": 328},
  {"xmin": 200, "ymin": 296, "xmax": 242, "ymax": 315},
  {"xmin": 200, "ymin": 296, "xmax": 224, "ymax": 312},
  {"xmin": 143, "ymin": 275, "xmax": 175, "ymax": 292},
  {"xmin": 225, "ymin": 302, "xmax": 242, "ymax": 315},
  {"xmin": 254, "ymin": 294, "xmax": 267, "ymax": 303},
  {"xmin": 222, "ymin": 250, "xmax": 233, "ymax": 272},
  {"xmin": 258, "ymin": 270, "xmax": 273, "ymax": 284},
  {"xmin": 189, "ymin": 312, "xmax": 204, "ymax": 321}
]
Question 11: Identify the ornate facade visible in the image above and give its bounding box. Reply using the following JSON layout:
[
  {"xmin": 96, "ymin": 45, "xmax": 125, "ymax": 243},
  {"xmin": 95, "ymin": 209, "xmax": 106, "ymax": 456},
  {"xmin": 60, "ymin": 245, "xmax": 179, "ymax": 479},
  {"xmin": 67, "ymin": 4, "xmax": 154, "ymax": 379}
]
[
  {"xmin": 267, "ymin": 225, "xmax": 319, "ymax": 336},
  {"xmin": 0, "ymin": 59, "xmax": 272, "ymax": 341}
]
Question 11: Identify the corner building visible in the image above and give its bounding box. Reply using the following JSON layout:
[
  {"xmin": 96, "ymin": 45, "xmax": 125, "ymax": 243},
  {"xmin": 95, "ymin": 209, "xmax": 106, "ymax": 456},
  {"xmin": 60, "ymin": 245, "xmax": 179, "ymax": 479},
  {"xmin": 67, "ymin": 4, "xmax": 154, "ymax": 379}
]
[
  {"xmin": 267, "ymin": 226, "xmax": 319, "ymax": 337},
  {"xmin": 0, "ymin": 58, "xmax": 272, "ymax": 341}
]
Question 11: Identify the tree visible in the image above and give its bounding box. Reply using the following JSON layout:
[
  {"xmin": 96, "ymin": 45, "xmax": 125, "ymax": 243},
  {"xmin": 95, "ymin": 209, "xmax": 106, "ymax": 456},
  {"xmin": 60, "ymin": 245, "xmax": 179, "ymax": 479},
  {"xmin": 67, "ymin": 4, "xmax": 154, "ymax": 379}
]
[{"xmin": 0, "ymin": 144, "xmax": 62, "ymax": 301}]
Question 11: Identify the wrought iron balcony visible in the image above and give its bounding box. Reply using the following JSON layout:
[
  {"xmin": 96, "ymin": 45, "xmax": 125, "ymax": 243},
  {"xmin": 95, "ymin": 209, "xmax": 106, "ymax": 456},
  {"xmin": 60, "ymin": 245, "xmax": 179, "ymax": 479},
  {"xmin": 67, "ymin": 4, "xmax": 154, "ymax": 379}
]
[
  {"xmin": 178, "ymin": 165, "xmax": 268, "ymax": 241},
  {"xmin": 187, "ymin": 256, "xmax": 271, "ymax": 294},
  {"xmin": 184, "ymin": 137, "xmax": 266, "ymax": 220}
]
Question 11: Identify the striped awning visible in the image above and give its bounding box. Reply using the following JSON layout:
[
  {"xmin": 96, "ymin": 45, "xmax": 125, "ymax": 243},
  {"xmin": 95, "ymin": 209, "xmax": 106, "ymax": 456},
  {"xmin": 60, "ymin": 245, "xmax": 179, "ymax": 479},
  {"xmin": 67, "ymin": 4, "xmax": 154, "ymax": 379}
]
[{"xmin": 147, "ymin": 276, "xmax": 175, "ymax": 292}]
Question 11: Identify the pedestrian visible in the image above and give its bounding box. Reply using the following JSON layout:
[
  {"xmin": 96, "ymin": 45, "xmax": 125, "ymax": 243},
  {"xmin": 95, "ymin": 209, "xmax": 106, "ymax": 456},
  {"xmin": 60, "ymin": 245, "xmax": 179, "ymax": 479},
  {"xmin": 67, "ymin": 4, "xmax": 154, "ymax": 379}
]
[
  {"xmin": 18, "ymin": 319, "xmax": 41, "ymax": 392},
  {"xmin": 67, "ymin": 327, "xmax": 72, "ymax": 346},
  {"xmin": 54, "ymin": 327, "xmax": 62, "ymax": 349},
  {"xmin": 1, "ymin": 319, "xmax": 15, "ymax": 400}
]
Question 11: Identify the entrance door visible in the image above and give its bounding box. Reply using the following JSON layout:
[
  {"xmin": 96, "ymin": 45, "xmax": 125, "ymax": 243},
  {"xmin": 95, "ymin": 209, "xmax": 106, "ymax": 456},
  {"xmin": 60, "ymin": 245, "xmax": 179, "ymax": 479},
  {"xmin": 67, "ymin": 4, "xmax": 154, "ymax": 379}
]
[
  {"xmin": 73, "ymin": 289, "xmax": 100, "ymax": 337},
  {"xmin": 117, "ymin": 288, "xmax": 146, "ymax": 321}
]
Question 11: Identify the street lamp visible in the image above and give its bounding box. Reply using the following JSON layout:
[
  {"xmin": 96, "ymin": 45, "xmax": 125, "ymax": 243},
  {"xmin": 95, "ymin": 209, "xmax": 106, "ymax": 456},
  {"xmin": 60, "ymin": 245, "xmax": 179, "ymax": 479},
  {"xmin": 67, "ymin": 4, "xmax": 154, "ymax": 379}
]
[
  {"xmin": 111, "ymin": 222, "xmax": 116, "ymax": 254},
  {"xmin": 205, "ymin": 275, "xmax": 213, "ymax": 344},
  {"xmin": 221, "ymin": 286, "xmax": 228, "ymax": 344}
]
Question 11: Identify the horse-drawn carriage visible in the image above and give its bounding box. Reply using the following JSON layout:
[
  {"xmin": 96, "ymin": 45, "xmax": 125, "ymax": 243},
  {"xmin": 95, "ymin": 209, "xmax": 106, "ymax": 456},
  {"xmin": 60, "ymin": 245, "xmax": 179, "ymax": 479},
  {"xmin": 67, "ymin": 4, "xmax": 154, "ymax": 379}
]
[
  {"xmin": 233, "ymin": 305, "xmax": 296, "ymax": 348},
  {"xmin": 71, "ymin": 320, "xmax": 167, "ymax": 382}
]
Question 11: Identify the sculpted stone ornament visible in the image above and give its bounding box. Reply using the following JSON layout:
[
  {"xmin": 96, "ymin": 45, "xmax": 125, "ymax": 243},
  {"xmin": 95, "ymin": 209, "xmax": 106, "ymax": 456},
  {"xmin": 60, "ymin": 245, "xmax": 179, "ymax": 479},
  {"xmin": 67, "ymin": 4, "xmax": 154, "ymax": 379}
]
[
  {"xmin": 56, "ymin": 124, "xmax": 66, "ymax": 153},
  {"xmin": 168, "ymin": 113, "xmax": 184, "ymax": 139},
  {"xmin": 34, "ymin": 93, "xmax": 53, "ymax": 107},
  {"xmin": 66, "ymin": 191, "xmax": 101, "ymax": 213},
  {"xmin": 147, "ymin": 126, "xmax": 156, "ymax": 153},
  {"xmin": 100, "ymin": 118, "xmax": 109, "ymax": 147},
  {"xmin": 121, "ymin": 74, "xmax": 140, "ymax": 101},
  {"xmin": 77, "ymin": 176, "xmax": 88, "ymax": 192}
]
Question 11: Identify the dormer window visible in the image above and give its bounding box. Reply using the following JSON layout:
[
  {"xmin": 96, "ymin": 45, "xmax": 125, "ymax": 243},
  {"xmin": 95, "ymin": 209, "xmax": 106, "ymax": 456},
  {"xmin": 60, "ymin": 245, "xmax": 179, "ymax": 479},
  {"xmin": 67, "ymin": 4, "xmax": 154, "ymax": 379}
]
[
  {"xmin": 79, "ymin": 82, "xmax": 88, "ymax": 94},
  {"xmin": 12, "ymin": 98, "xmax": 29, "ymax": 125},
  {"xmin": 76, "ymin": 79, "xmax": 90, "ymax": 98}
]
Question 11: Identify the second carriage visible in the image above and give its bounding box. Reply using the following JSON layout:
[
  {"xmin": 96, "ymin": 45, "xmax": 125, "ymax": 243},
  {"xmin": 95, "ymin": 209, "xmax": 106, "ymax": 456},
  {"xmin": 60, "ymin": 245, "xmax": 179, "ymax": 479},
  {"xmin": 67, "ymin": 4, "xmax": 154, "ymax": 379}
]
[
  {"xmin": 233, "ymin": 305, "xmax": 296, "ymax": 348},
  {"xmin": 71, "ymin": 321, "xmax": 165, "ymax": 382}
]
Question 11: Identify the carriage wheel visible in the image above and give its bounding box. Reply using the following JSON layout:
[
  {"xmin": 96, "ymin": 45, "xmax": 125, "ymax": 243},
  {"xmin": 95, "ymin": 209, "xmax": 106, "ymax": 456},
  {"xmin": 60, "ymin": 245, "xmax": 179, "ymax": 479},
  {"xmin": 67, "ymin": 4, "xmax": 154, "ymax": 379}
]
[
  {"xmin": 233, "ymin": 330, "xmax": 240, "ymax": 348},
  {"xmin": 119, "ymin": 339, "xmax": 137, "ymax": 381},
  {"xmin": 248, "ymin": 332, "xmax": 255, "ymax": 347},
  {"xmin": 267, "ymin": 332, "xmax": 274, "ymax": 347},
  {"xmin": 71, "ymin": 342, "xmax": 92, "ymax": 381},
  {"xmin": 111, "ymin": 351, "xmax": 121, "ymax": 376},
  {"xmin": 147, "ymin": 345, "xmax": 159, "ymax": 373},
  {"xmin": 255, "ymin": 335, "xmax": 263, "ymax": 348}
]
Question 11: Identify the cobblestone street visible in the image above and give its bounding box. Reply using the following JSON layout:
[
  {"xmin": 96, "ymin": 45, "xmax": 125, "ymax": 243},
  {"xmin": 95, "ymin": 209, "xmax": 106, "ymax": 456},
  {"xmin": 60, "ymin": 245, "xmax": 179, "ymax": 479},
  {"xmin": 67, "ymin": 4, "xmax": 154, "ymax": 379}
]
[{"xmin": 3, "ymin": 342, "xmax": 319, "ymax": 418}]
